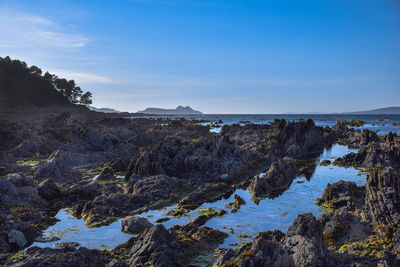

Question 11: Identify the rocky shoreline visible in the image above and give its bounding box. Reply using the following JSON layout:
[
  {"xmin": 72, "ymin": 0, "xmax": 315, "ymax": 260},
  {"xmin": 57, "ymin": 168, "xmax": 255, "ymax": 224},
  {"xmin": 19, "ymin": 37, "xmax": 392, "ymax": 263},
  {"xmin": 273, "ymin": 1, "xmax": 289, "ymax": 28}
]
[{"xmin": 0, "ymin": 111, "xmax": 399, "ymax": 266}]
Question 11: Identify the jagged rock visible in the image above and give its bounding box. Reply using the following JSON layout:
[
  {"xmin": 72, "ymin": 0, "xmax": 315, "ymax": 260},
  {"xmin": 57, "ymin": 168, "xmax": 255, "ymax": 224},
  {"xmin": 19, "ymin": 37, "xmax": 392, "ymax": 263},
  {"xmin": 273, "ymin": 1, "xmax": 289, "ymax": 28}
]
[
  {"xmin": 125, "ymin": 173, "xmax": 142, "ymax": 194},
  {"xmin": 97, "ymin": 167, "xmax": 114, "ymax": 181},
  {"xmin": 38, "ymin": 179, "xmax": 61, "ymax": 201},
  {"xmin": 4, "ymin": 246, "xmax": 118, "ymax": 266},
  {"xmin": 363, "ymin": 166, "xmax": 400, "ymax": 226},
  {"xmin": 121, "ymin": 216, "xmax": 153, "ymax": 234},
  {"xmin": 127, "ymin": 225, "xmax": 181, "ymax": 267},
  {"xmin": 235, "ymin": 231, "xmax": 294, "ymax": 267},
  {"xmin": 133, "ymin": 174, "xmax": 189, "ymax": 201},
  {"xmin": 212, "ymin": 214, "xmax": 327, "ymax": 267},
  {"xmin": 319, "ymin": 160, "xmax": 331, "ymax": 166},
  {"xmin": 0, "ymin": 177, "xmax": 18, "ymax": 197},
  {"xmin": 284, "ymin": 213, "xmax": 328, "ymax": 267},
  {"xmin": 250, "ymin": 160, "xmax": 297, "ymax": 197},
  {"xmin": 9, "ymin": 141, "xmax": 37, "ymax": 158},
  {"xmin": 0, "ymin": 175, "xmax": 39, "ymax": 206},
  {"xmin": 74, "ymin": 128, "xmax": 103, "ymax": 151},
  {"xmin": 110, "ymin": 159, "xmax": 125, "ymax": 172},
  {"xmin": 233, "ymin": 194, "xmax": 246, "ymax": 209},
  {"xmin": 35, "ymin": 149, "xmax": 84, "ymax": 182},
  {"xmin": 7, "ymin": 173, "xmax": 36, "ymax": 187},
  {"xmin": 318, "ymin": 180, "xmax": 364, "ymax": 210},
  {"xmin": 8, "ymin": 230, "xmax": 27, "ymax": 248}
]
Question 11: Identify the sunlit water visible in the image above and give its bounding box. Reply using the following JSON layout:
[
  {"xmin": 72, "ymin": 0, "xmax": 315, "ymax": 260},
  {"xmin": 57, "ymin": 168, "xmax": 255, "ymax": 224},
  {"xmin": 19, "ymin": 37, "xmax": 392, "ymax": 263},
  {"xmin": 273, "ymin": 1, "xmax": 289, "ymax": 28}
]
[{"xmin": 29, "ymin": 144, "xmax": 365, "ymax": 250}]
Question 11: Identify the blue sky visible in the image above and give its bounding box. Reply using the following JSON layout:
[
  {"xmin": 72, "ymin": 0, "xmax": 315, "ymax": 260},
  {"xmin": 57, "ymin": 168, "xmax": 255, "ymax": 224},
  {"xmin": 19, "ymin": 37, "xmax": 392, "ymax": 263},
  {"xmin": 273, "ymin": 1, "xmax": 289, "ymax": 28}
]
[{"xmin": 0, "ymin": 0, "xmax": 399, "ymax": 113}]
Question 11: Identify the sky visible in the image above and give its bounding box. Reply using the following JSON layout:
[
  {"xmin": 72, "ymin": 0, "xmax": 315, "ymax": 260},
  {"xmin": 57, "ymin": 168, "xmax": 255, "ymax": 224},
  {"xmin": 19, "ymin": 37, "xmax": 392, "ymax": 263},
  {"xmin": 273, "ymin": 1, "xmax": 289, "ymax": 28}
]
[{"xmin": 0, "ymin": 0, "xmax": 399, "ymax": 113}]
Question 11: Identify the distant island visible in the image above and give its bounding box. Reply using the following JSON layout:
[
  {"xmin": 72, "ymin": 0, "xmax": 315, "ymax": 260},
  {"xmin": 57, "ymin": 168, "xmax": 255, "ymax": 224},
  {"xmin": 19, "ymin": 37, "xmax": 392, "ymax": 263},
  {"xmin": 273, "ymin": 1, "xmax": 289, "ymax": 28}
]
[
  {"xmin": 138, "ymin": 105, "xmax": 202, "ymax": 115},
  {"xmin": 89, "ymin": 106, "xmax": 121, "ymax": 113},
  {"xmin": 348, "ymin": 107, "xmax": 400, "ymax": 115}
]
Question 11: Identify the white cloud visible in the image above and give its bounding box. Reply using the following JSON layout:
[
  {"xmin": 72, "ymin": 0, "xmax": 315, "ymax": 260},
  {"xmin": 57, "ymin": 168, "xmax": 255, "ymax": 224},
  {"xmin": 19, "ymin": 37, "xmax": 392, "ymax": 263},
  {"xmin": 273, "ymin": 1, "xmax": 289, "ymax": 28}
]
[
  {"xmin": 52, "ymin": 70, "xmax": 113, "ymax": 84},
  {"xmin": 0, "ymin": 9, "xmax": 89, "ymax": 49}
]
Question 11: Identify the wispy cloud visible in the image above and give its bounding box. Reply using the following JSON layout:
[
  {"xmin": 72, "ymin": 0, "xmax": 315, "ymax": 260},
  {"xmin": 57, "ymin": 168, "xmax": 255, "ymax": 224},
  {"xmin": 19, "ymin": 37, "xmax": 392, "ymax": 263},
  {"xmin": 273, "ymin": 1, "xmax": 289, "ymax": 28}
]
[
  {"xmin": 0, "ymin": 9, "xmax": 89, "ymax": 49},
  {"xmin": 52, "ymin": 70, "xmax": 113, "ymax": 84}
]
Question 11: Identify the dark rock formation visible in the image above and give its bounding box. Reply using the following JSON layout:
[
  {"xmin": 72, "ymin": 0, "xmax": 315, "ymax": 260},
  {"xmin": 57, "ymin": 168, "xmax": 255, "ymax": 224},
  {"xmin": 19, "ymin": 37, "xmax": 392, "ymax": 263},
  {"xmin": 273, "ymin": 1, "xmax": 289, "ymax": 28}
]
[
  {"xmin": 4, "ymin": 247, "xmax": 117, "ymax": 266},
  {"xmin": 37, "ymin": 179, "xmax": 61, "ymax": 201},
  {"xmin": 250, "ymin": 160, "xmax": 298, "ymax": 198},
  {"xmin": 97, "ymin": 167, "xmax": 114, "ymax": 181},
  {"xmin": 126, "ymin": 225, "xmax": 181, "ymax": 267},
  {"xmin": 318, "ymin": 180, "xmax": 365, "ymax": 211},
  {"xmin": 363, "ymin": 166, "xmax": 400, "ymax": 226},
  {"xmin": 121, "ymin": 216, "xmax": 153, "ymax": 234},
  {"xmin": 214, "ymin": 213, "xmax": 327, "ymax": 267}
]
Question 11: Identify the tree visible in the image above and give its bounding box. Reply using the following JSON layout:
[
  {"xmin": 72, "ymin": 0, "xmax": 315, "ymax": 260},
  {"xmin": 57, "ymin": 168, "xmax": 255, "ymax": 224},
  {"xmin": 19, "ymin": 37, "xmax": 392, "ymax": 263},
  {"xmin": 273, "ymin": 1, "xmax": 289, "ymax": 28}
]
[
  {"xmin": 29, "ymin": 65, "xmax": 42, "ymax": 76},
  {"xmin": 71, "ymin": 86, "xmax": 83, "ymax": 104},
  {"xmin": 80, "ymin": 92, "xmax": 92, "ymax": 106}
]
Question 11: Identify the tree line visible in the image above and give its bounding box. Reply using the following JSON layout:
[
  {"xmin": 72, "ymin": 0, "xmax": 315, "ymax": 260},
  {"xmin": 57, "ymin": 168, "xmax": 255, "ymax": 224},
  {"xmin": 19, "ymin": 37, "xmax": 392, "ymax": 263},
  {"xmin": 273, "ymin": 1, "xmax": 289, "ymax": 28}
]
[{"xmin": 0, "ymin": 56, "xmax": 92, "ymax": 106}]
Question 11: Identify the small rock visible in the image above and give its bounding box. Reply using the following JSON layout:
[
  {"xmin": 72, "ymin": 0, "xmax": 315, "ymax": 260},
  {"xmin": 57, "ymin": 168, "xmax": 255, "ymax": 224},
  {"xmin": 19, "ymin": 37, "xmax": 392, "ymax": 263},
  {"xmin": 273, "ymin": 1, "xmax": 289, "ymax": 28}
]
[
  {"xmin": 155, "ymin": 217, "xmax": 170, "ymax": 223},
  {"xmin": 121, "ymin": 216, "xmax": 153, "ymax": 234},
  {"xmin": 54, "ymin": 241, "xmax": 80, "ymax": 249},
  {"xmin": 320, "ymin": 160, "xmax": 331, "ymax": 166},
  {"xmin": 35, "ymin": 236, "xmax": 60, "ymax": 243},
  {"xmin": 8, "ymin": 230, "xmax": 27, "ymax": 248},
  {"xmin": 233, "ymin": 194, "xmax": 246, "ymax": 209}
]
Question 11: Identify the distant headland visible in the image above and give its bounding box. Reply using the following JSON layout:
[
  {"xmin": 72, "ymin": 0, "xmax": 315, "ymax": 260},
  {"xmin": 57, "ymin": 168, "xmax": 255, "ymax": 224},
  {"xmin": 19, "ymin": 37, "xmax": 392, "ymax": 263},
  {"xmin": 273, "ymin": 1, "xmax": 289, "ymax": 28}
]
[
  {"xmin": 138, "ymin": 106, "xmax": 202, "ymax": 115},
  {"xmin": 347, "ymin": 107, "xmax": 400, "ymax": 115}
]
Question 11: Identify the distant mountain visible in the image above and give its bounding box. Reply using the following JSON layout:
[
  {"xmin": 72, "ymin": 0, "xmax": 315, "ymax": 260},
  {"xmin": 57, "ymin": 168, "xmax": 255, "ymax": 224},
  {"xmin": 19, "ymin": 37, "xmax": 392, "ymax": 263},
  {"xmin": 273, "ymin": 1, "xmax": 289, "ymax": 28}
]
[
  {"xmin": 139, "ymin": 105, "xmax": 202, "ymax": 115},
  {"xmin": 89, "ymin": 106, "xmax": 121, "ymax": 113},
  {"xmin": 348, "ymin": 107, "xmax": 400, "ymax": 115}
]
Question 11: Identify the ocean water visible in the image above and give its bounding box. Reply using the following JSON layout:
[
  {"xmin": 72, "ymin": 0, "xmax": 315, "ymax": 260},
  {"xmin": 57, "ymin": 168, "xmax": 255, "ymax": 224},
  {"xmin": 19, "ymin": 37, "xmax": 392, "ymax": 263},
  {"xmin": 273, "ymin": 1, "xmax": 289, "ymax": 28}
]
[
  {"xmin": 28, "ymin": 145, "xmax": 365, "ymax": 250},
  {"xmin": 131, "ymin": 114, "xmax": 400, "ymax": 135}
]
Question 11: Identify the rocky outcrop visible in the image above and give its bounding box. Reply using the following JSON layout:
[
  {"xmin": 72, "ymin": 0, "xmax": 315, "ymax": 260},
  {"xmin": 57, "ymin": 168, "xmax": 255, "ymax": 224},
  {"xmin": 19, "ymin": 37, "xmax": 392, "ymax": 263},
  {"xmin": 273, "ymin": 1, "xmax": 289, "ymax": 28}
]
[
  {"xmin": 132, "ymin": 174, "xmax": 190, "ymax": 202},
  {"xmin": 8, "ymin": 141, "xmax": 38, "ymax": 158},
  {"xmin": 284, "ymin": 213, "xmax": 328, "ymax": 266},
  {"xmin": 333, "ymin": 135, "xmax": 400, "ymax": 169},
  {"xmin": 363, "ymin": 166, "xmax": 400, "ymax": 226},
  {"xmin": 97, "ymin": 167, "xmax": 114, "ymax": 180},
  {"xmin": 214, "ymin": 213, "xmax": 327, "ymax": 267},
  {"xmin": 317, "ymin": 180, "xmax": 365, "ymax": 211},
  {"xmin": 37, "ymin": 179, "xmax": 61, "ymax": 201},
  {"xmin": 250, "ymin": 160, "xmax": 298, "ymax": 198},
  {"xmin": 4, "ymin": 247, "xmax": 117, "ymax": 266},
  {"xmin": 121, "ymin": 216, "xmax": 153, "ymax": 234},
  {"xmin": 126, "ymin": 225, "xmax": 181, "ymax": 267},
  {"xmin": 8, "ymin": 230, "xmax": 27, "ymax": 248},
  {"xmin": 0, "ymin": 174, "xmax": 40, "ymax": 206}
]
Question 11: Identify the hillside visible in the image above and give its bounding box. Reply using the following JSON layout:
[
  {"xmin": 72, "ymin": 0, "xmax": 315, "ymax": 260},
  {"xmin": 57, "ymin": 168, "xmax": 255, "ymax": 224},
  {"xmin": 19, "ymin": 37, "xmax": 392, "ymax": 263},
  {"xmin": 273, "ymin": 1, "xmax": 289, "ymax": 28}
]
[
  {"xmin": 89, "ymin": 106, "xmax": 121, "ymax": 113},
  {"xmin": 349, "ymin": 107, "xmax": 400, "ymax": 114},
  {"xmin": 0, "ymin": 56, "xmax": 92, "ymax": 108},
  {"xmin": 139, "ymin": 105, "xmax": 202, "ymax": 115}
]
